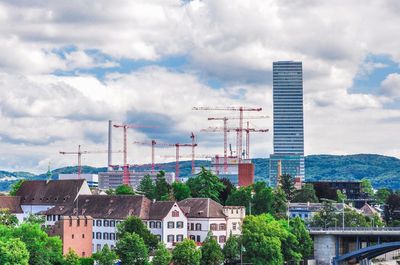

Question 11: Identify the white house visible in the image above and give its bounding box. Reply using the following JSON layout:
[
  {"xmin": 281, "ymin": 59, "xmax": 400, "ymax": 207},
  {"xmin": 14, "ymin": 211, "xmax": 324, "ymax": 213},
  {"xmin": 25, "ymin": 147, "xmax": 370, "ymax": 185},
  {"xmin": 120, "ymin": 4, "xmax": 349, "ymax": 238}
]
[
  {"xmin": 0, "ymin": 196, "xmax": 24, "ymax": 223},
  {"xmin": 16, "ymin": 179, "xmax": 91, "ymax": 220},
  {"xmin": 43, "ymin": 195, "xmax": 188, "ymax": 251},
  {"xmin": 178, "ymin": 198, "xmax": 246, "ymax": 247}
]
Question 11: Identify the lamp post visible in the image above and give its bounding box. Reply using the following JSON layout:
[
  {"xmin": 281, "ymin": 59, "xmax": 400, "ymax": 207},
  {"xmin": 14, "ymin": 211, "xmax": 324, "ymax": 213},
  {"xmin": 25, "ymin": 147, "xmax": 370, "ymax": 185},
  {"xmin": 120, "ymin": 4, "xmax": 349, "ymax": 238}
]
[{"xmin": 342, "ymin": 198, "xmax": 345, "ymax": 230}]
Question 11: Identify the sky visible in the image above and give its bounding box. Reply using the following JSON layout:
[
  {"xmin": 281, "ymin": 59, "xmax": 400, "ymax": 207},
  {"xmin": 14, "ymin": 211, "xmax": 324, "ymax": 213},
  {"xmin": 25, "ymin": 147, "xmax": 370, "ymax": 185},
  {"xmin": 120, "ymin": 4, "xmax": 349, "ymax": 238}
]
[{"xmin": 1, "ymin": 0, "xmax": 400, "ymax": 173}]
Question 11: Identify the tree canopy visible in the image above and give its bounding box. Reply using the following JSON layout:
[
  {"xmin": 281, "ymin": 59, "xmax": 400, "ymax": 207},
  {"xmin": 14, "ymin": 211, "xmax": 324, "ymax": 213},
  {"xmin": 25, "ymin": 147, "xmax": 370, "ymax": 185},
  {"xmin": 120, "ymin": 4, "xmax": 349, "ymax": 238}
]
[
  {"xmin": 151, "ymin": 243, "xmax": 172, "ymax": 265},
  {"xmin": 292, "ymin": 184, "xmax": 318, "ymax": 203},
  {"xmin": 172, "ymin": 239, "xmax": 201, "ymax": 265},
  {"xmin": 116, "ymin": 233, "xmax": 149, "ymax": 265},
  {"xmin": 155, "ymin": 171, "xmax": 171, "ymax": 201},
  {"xmin": 0, "ymin": 237, "xmax": 30, "ymax": 265},
  {"xmin": 138, "ymin": 175, "xmax": 156, "ymax": 200},
  {"xmin": 117, "ymin": 216, "xmax": 158, "ymax": 251},
  {"xmin": 200, "ymin": 233, "xmax": 224, "ymax": 265},
  {"xmin": 187, "ymin": 167, "xmax": 224, "ymax": 203},
  {"xmin": 92, "ymin": 244, "xmax": 118, "ymax": 265},
  {"xmin": 115, "ymin": 184, "xmax": 135, "ymax": 195},
  {"xmin": 172, "ymin": 182, "xmax": 191, "ymax": 201}
]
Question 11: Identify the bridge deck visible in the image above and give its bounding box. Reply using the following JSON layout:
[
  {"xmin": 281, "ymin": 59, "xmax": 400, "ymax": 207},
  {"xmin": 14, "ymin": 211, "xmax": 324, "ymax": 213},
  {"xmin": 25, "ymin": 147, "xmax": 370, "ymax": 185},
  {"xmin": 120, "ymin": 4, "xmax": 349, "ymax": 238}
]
[{"xmin": 309, "ymin": 227, "xmax": 400, "ymax": 236}]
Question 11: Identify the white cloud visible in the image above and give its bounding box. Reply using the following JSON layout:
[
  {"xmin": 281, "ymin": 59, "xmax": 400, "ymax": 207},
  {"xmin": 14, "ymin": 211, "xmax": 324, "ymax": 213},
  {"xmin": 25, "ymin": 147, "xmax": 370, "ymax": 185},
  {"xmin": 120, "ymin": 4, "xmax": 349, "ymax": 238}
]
[{"xmin": 380, "ymin": 73, "xmax": 400, "ymax": 98}]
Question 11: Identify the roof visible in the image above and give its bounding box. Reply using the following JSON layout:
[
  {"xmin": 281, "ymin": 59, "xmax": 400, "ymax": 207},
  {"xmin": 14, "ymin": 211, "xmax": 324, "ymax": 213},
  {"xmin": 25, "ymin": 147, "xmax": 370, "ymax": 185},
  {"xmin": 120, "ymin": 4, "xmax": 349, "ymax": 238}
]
[
  {"xmin": 360, "ymin": 203, "xmax": 379, "ymax": 217},
  {"xmin": 43, "ymin": 195, "xmax": 152, "ymax": 220},
  {"xmin": 16, "ymin": 179, "xmax": 87, "ymax": 206},
  {"xmin": 0, "ymin": 196, "xmax": 23, "ymax": 213},
  {"xmin": 148, "ymin": 201, "xmax": 176, "ymax": 220},
  {"xmin": 178, "ymin": 198, "xmax": 226, "ymax": 218}
]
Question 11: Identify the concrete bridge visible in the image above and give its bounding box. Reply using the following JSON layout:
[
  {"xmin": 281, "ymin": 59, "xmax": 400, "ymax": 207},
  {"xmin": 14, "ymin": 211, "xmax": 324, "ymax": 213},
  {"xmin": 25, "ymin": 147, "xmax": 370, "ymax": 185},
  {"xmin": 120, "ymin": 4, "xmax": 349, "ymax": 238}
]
[{"xmin": 309, "ymin": 227, "xmax": 400, "ymax": 265}]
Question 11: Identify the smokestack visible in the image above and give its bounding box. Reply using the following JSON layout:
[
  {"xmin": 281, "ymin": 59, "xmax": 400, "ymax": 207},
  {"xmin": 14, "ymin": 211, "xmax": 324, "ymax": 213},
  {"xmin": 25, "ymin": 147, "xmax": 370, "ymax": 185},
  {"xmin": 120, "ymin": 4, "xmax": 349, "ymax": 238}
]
[
  {"xmin": 108, "ymin": 120, "xmax": 112, "ymax": 170},
  {"xmin": 277, "ymin": 160, "xmax": 282, "ymax": 186}
]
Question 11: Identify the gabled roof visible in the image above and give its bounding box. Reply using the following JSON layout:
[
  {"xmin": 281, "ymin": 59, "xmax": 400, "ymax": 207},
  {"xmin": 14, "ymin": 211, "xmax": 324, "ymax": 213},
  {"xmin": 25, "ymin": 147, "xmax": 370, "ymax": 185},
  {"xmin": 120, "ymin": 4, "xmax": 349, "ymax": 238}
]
[
  {"xmin": 16, "ymin": 179, "xmax": 88, "ymax": 205},
  {"xmin": 43, "ymin": 195, "xmax": 152, "ymax": 220},
  {"xmin": 148, "ymin": 201, "xmax": 176, "ymax": 220},
  {"xmin": 360, "ymin": 203, "xmax": 379, "ymax": 217},
  {"xmin": 178, "ymin": 198, "xmax": 226, "ymax": 218},
  {"xmin": 0, "ymin": 196, "xmax": 23, "ymax": 213}
]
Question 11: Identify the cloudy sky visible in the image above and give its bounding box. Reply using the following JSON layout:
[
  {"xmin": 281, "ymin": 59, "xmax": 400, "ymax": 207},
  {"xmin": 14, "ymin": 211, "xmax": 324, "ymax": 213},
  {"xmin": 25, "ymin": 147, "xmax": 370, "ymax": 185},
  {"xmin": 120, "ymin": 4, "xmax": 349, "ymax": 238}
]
[{"xmin": 1, "ymin": 0, "xmax": 400, "ymax": 173}]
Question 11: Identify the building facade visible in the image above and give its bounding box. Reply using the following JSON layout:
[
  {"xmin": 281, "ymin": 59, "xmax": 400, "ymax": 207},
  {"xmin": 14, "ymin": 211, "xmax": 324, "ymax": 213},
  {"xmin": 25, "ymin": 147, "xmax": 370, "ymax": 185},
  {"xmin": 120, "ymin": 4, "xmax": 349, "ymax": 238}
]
[
  {"xmin": 98, "ymin": 171, "xmax": 175, "ymax": 190},
  {"xmin": 270, "ymin": 61, "xmax": 305, "ymax": 186}
]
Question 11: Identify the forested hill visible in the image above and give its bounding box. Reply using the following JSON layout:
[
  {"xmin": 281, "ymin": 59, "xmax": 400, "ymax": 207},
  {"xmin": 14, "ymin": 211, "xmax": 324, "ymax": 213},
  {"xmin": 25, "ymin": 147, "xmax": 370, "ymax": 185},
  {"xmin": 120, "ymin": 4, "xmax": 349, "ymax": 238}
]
[{"xmin": 1, "ymin": 154, "xmax": 400, "ymax": 191}]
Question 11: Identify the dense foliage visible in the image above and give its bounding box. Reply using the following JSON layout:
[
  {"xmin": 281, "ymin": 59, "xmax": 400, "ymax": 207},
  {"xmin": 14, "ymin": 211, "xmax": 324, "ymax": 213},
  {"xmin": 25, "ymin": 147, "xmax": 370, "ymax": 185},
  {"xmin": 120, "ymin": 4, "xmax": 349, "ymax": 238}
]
[
  {"xmin": 200, "ymin": 233, "xmax": 224, "ymax": 265},
  {"xmin": 117, "ymin": 216, "xmax": 158, "ymax": 251},
  {"xmin": 172, "ymin": 239, "xmax": 201, "ymax": 265},
  {"xmin": 115, "ymin": 233, "xmax": 148, "ymax": 265}
]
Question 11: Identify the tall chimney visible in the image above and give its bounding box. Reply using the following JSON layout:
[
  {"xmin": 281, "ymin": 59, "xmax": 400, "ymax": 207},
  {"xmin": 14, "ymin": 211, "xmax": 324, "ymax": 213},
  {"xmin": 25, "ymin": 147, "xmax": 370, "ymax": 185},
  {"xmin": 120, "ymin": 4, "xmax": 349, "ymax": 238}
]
[
  {"xmin": 277, "ymin": 160, "xmax": 282, "ymax": 186},
  {"xmin": 108, "ymin": 120, "xmax": 112, "ymax": 170}
]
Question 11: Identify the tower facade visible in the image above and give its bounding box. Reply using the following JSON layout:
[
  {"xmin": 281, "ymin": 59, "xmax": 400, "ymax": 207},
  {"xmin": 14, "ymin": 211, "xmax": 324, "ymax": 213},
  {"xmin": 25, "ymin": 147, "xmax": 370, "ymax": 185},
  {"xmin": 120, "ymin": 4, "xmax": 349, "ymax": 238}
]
[{"xmin": 269, "ymin": 61, "xmax": 304, "ymax": 186}]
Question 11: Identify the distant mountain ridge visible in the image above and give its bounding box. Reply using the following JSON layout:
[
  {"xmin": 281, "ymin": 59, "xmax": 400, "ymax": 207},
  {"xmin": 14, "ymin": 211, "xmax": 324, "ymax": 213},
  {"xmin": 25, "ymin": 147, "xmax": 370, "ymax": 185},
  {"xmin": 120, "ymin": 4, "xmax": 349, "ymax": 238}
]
[{"xmin": 1, "ymin": 154, "xmax": 400, "ymax": 191}]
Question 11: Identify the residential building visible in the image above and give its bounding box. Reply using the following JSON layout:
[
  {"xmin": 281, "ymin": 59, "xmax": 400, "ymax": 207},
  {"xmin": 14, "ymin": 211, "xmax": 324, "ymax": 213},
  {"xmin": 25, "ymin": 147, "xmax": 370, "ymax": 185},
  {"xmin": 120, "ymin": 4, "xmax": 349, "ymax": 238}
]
[
  {"xmin": 16, "ymin": 179, "xmax": 91, "ymax": 219},
  {"xmin": 59, "ymin": 174, "xmax": 99, "ymax": 188},
  {"xmin": 43, "ymin": 195, "xmax": 187, "ymax": 251},
  {"xmin": 0, "ymin": 196, "xmax": 24, "ymax": 223},
  {"xmin": 98, "ymin": 171, "xmax": 175, "ymax": 190},
  {"xmin": 178, "ymin": 198, "xmax": 245, "ymax": 247},
  {"xmin": 48, "ymin": 216, "xmax": 93, "ymax": 257},
  {"xmin": 289, "ymin": 202, "xmax": 354, "ymax": 222},
  {"xmin": 269, "ymin": 61, "xmax": 305, "ymax": 187}
]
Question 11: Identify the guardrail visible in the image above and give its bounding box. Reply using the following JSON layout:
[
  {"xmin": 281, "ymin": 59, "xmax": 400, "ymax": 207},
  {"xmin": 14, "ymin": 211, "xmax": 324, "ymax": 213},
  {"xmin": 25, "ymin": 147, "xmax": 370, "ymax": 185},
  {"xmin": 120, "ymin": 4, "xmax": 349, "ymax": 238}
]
[{"xmin": 309, "ymin": 227, "xmax": 400, "ymax": 232}]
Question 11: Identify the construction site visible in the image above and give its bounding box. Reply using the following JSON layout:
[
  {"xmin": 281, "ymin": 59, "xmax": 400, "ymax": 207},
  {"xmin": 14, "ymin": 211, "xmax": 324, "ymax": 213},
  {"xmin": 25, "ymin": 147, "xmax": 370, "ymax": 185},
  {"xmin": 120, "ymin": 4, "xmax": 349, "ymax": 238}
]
[{"xmin": 59, "ymin": 106, "xmax": 269, "ymax": 190}]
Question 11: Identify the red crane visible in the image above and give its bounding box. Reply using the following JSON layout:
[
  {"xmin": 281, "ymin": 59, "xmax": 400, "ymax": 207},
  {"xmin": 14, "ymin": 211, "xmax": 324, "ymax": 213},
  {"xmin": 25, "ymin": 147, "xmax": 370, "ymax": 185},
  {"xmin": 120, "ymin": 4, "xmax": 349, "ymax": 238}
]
[
  {"xmin": 60, "ymin": 145, "xmax": 122, "ymax": 178},
  {"xmin": 113, "ymin": 124, "xmax": 156, "ymax": 185},
  {"xmin": 206, "ymin": 115, "xmax": 269, "ymax": 172},
  {"xmin": 193, "ymin": 106, "xmax": 262, "ymax": 163},
  {"xmin": 133, "ymin": 140, "xmax": 157, "ymax": 173}
]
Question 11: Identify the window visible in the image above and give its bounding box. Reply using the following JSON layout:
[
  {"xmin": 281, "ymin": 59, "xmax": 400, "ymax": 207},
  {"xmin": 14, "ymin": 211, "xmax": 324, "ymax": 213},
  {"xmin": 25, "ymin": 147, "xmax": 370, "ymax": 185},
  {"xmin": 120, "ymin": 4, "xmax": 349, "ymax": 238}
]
[
  {"xmin": 82, "ymin": 252, "xmax": 85, "ymax": 257},
  {"xmin": 190, "ymin": 235, "xmax": 195, "ymax": 241},
  {"xmin": 104, "ymin": 220, "xmax": 109, "ymax": 227},
  {"xmin": 212, "ymin": 236, "xmax": 217, "ymax": 241},
  {"xmin": 96, "ymin": 244, "xmax": 101, "ymax": 252},
  {"xmin": 156, "ymin": 235, "xmax": 161, "ymax": 241},
  {"xmin": 96, "ymin": 232, "xmax": 102, "ymax": 240},
  {"xmin": 58, "ymin": 215, "xmax": 61, "ymax": 220},
  {"xmin": 232, "ymin": 223, "xmax": 237, "ymax": 230},
  {"xmin": 196, "ymin": 235, "xmax": 201, "ymax": 242},
  {"xmin": 53, "ymin": 215, "xmax": 56, "ymax": 221},
  {"xmin": 110, "ymin": 233, "xmax": 116, "ymax": 240},
  {"xmin": 47, "ymin": 215, "xmax": 51, "ymax": 221},
  {"xmin": 96, "ymin": 220, "xmax": 102, "ymax": 227},
  {"xmin": 195, "ymin": 223, "xmax": 201, "ymax": 231},
  {"xmin": 84, "ymin": 219, "xmax": 88, "ymax": 226},
  {"xmin": 93, "ymin": 220, "xmax": 96, "ymax": 226},
  {"xmin": 167, "ymin": 235, "xmax": 174, "ymax": 243},
  {"xmin": 149, "ymin": 221, "xmax": 155, "ymax": 228},
  {"xmin": 176, "ymin": 221, "xmax": 184, "ymax": 228},
  {"xmin": 219, "ymin": 236, "xmax": 226, "ymax": 243},
  {"xmin": 157, "ymin": 222, "xmax": 162, "ymax": 228},
  {"xmin": 69, "ymin": 219, "xmax": 72, "ymax": 227},
  {"xmin": 210, "ymin": 223, "xmax": 218, "ymax": 231},
  {"xmin": 191, "ymin": 223, "xmax": 194, "ymax": 231},
  {"xmin": 82, "ymin": 234, "xmax": 85, "ymax": 239},
  {"xmin": 110, "ymin": 220, "xmax": 115, "ymax": 227},
  {"xmin": 176, "ymin": 235, "xmax": 184, "ymax": 242},
  {"xmin": 77, "ymin": 218, "xmax": 80, "ymax": 226},
  {"xmin": 92, "ymin": 232, "xmax": 95, "ymax": 238},
  {"xmin": 172, "ymin": 210, "xmax": 180, "ymax": 217},
  {"xmin": 72, "ymin": 234, "xmax": 74, "ymax": 239},
  {"xmin": 219, "ymin": 223, "xmax": 226, "ymax": 231},
  {"xmin": 103, "ymin": 233, "xmax": 109, "ymax": 240},
  {"xmin": 167, "ymin": 221, "xmax": 174, "ymax": 229}
]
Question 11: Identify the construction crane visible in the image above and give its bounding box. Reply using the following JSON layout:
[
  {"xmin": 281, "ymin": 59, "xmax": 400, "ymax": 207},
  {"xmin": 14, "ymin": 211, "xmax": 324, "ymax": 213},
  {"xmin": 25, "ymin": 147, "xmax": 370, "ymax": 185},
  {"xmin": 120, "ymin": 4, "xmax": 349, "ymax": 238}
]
[
  {"xmin": 113, "ymin": 124, "xmax": 156, "ymax": 185},
  {"xmin": 206, "ymin": 115, "xmax": 269, "ymax": 172},
  {"xmin": 193, "ymin": 106, "xmax": 262, "ymax": 163},
  {"xmin": 60, "ymin": 145, "xmax": 122, "ymax": 178},
  {"xmin": 133, "ymin": 140, "xmax": 157, "ymax": 173}
]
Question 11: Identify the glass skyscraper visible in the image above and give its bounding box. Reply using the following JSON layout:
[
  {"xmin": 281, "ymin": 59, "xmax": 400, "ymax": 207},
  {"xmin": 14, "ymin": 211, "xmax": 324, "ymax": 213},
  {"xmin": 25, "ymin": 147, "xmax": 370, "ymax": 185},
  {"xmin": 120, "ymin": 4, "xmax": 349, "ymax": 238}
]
[{"xmin": 269, "ymin": 61, "xmax": 304, "ymax": 187}]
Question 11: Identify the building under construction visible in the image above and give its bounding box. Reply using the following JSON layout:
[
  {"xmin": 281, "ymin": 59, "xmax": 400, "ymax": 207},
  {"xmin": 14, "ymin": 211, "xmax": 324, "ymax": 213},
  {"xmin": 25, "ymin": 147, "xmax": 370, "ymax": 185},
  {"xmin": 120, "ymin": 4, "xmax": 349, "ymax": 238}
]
[{"xmin": 209, "ymin": 157, "xmax": 254, "ymax": 187}]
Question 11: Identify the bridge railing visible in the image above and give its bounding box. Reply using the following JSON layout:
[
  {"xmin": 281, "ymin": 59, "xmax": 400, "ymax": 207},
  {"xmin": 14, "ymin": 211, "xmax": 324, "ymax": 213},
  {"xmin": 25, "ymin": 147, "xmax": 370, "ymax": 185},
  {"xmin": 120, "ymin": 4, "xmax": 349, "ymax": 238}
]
[{"xmin": 308, "ymin": 227, "xmax": 400, "ymax": 232}]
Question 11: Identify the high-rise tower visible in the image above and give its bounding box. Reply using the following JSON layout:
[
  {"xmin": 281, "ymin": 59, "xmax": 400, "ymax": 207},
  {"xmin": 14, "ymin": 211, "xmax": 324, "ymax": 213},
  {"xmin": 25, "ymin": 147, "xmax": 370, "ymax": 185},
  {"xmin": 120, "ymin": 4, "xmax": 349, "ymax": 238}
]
[{"xmin": 269, "ymin": 61, "xmax": 304, "ymax": 187}]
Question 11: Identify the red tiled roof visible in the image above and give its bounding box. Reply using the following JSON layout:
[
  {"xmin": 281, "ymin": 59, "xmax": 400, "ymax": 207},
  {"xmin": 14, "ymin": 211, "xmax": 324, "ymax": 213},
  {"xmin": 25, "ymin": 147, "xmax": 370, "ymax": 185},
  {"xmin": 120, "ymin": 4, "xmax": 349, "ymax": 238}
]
[
  {"xmin": 178, "ymin": 198, "xmax": 226, "ymax": 218},
  {"xmin": 0, "ymin": 196, "xmax": 23, "ymax": 213}
]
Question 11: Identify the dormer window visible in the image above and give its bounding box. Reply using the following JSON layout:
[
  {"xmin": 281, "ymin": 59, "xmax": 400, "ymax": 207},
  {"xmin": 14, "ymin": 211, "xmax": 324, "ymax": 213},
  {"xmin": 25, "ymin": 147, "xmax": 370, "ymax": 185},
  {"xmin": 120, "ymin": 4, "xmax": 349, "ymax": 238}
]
[{"xmin": 172, "ymin": 210, "xmax": 179, "ymax": 217}]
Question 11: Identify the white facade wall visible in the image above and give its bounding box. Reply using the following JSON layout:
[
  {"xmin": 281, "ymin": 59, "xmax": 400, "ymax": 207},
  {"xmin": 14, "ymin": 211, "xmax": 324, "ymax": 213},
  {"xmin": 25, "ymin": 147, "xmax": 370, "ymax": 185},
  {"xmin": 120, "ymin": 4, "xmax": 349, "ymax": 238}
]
[
  {"xmin": 187, "ymin": 218, "xmax": 228, "ymax": 247},
  {"xmin": 21, "ymin": 204, "xmax": 54, "ymax": 220},
  {"xmin": 92, "ymin": 219, "xmax": 121, "ymax": 253},
  {"xmin": 223, "ymin": 207, "xmax": 246, "ymax": 236}
]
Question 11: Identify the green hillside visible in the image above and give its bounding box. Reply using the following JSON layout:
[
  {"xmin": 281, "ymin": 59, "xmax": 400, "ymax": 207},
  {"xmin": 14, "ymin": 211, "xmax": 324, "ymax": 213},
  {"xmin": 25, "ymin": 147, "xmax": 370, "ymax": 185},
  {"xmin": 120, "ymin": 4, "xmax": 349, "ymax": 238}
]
[{"xmin": 1, "ymin": 154, "xmax": 400, "ymax": 191}]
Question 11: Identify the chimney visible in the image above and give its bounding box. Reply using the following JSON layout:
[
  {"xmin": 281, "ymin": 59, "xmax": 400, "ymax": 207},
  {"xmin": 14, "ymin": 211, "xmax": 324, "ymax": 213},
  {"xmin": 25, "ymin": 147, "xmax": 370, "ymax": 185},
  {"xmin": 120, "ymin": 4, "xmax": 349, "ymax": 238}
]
[
  {"xmin": 277, "ymin": 160, "xmax": 282, "ymax": 185},
  {"xmin": 108, "ymin": 120, "xmax": 112, "ymax": 171}
]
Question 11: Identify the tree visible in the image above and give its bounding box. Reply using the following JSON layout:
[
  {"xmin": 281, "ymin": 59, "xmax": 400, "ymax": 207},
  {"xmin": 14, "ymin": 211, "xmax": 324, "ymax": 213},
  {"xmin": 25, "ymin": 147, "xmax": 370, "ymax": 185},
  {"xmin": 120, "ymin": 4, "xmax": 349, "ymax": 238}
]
[
  {"xmin": 172, "ymin": 239, "xmax": 201, "ymax": 265},
  {"xmin": 219, "ymin": 178, "xmax": 235, "ymax": 205},
  {"xmin": 115, "ymin": 184, "xmax": 135, "ymax": 195},
  {"xmin": 361, "ymin": 179, "xmax": 374, "ymax": 197},
  {"xmin": 222, "ymin": 234, "xmax": 240, "ymax": 265},
  {"xmin": 0, "ymin": 238, "xmax": 30, "ymax": 265},
  {"xmin": 289, "ymin": 217, "xmax": 313, "ymax": 260},
  {"xmin": 12, "ymin": 223, "xmax": 64, "ymax": 265},
  {"xmin": 151, "ymin": 243, "xmax": 172, "ymax": 265},
  {"xmin": 92, "ymin": 245, "xmax": 118, "ymax": 265},
  {"xmin": 117, "ymin": 216, "xmax": 158, "ymax": 251},
  {"xmin": 0, "ymin": 209, "xmax": 18, "ymax": 226},
  {"xmin": 336, "ymin": 190, "xmax": 347, "ymax": 203},
  {"xmin": 200, "ymin": 233, "xmax": 223, "ymax": 265},
  {"xmin": 64, "ymin": 249, "xmax": 80, "ymax": 265},
  {"xmin": 116, "ymin": 233, "xmax": 148, "ymax": 265},
  {"xmin": 155, "ymin": 171, "xmax": 171, "ymax": 201},
  {"xmin": 272, "ymin": 188, "xmax": 288, "ymax": 219},
  {"xmin": 23, "ymin": 214, "xmax": 45, "ymax": 226},
  {"xmin": 172, "ymin": 182, "xmax": 191, "ymax": 201},
  {"xmin": 252, "ymin": 181, "xmax": 273, "ymax": 215},
  {"xmin": 384, "ymin": 193, "xmax": 400, "ymax": 223},
  {"xmin": 292, "ymin": 184, "xmax": 318, "ymax": 203},
  {"xmin": 139, "ymin": 175, "xmax": 156, "ymax": 200},
  {"xmin": 309, "ymin": 200, "xmax": 339, "ymax": 228},
  {"xmin": 186, "ymin": 167, "xmax": 224, "ymax": 203},
  {"xmin": 9, "ymin": 179, "xmax": 24, "ymax": 196},
  {"xmin": 279, "ymin": 174, "xmax": 295, "ymax": 201},
  {"xmin": 226, "ymin": 186, "xmax": 252, "ymax": 214},
  {"xmin": 105, "ymin": 189, "xmax": 115, "ymax": 195},
  {"xmin": 374, "ymin": 188, "xmax": 391, "ymax": 204},
  {"xmin": 276, "ymin": 220, "xmax": 302, "ymax": 264},
  {"xmin": 241, "ymin": 214, "xmax": 284, "ymax": 265}
]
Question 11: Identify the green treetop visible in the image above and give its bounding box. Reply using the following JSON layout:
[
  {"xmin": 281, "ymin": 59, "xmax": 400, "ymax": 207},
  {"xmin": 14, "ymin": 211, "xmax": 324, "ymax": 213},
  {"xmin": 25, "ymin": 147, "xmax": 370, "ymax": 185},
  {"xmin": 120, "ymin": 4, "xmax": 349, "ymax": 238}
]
[
  {"xmin": 116, "ymin": 233, "xmax": 149, "ymax": 265},
  {"xmin": 0, "ymin": 237, "xmax": 30, "ymax": 265},
  {"xmin": 64, "ymin": 249, "xmax": 80, "ymax": 265},
  {"xmin": 138, "ymin": 174, "xmax": 156, "ymax": 200},
  {"xmin": 115, "ymin": 184, "xmax": 135, "ymax": 195},
  {"xmin": 117, "ymin": 216, "xmax": 158, "ymax": 251},
  {"xmin": 151, "ymin": 243, "xmax": 172, "ymax": 265},
  {"xmin": 200, "ymin": 233, "xmax": 224, "ymax": 265},
  {"xmin": 172, "ymin": 182, "xmax": 191, "ymax": 201},
  {"xmin": 186, "ymin": 167, "xmax": 224, "ymax": 203},
  {"xmin": 92, "ymin": 244, "xmax": 118, "ymax": 265},
  {"xmin": 172, "ymin": 239, "xmax": 201, "ymax": 265}
]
